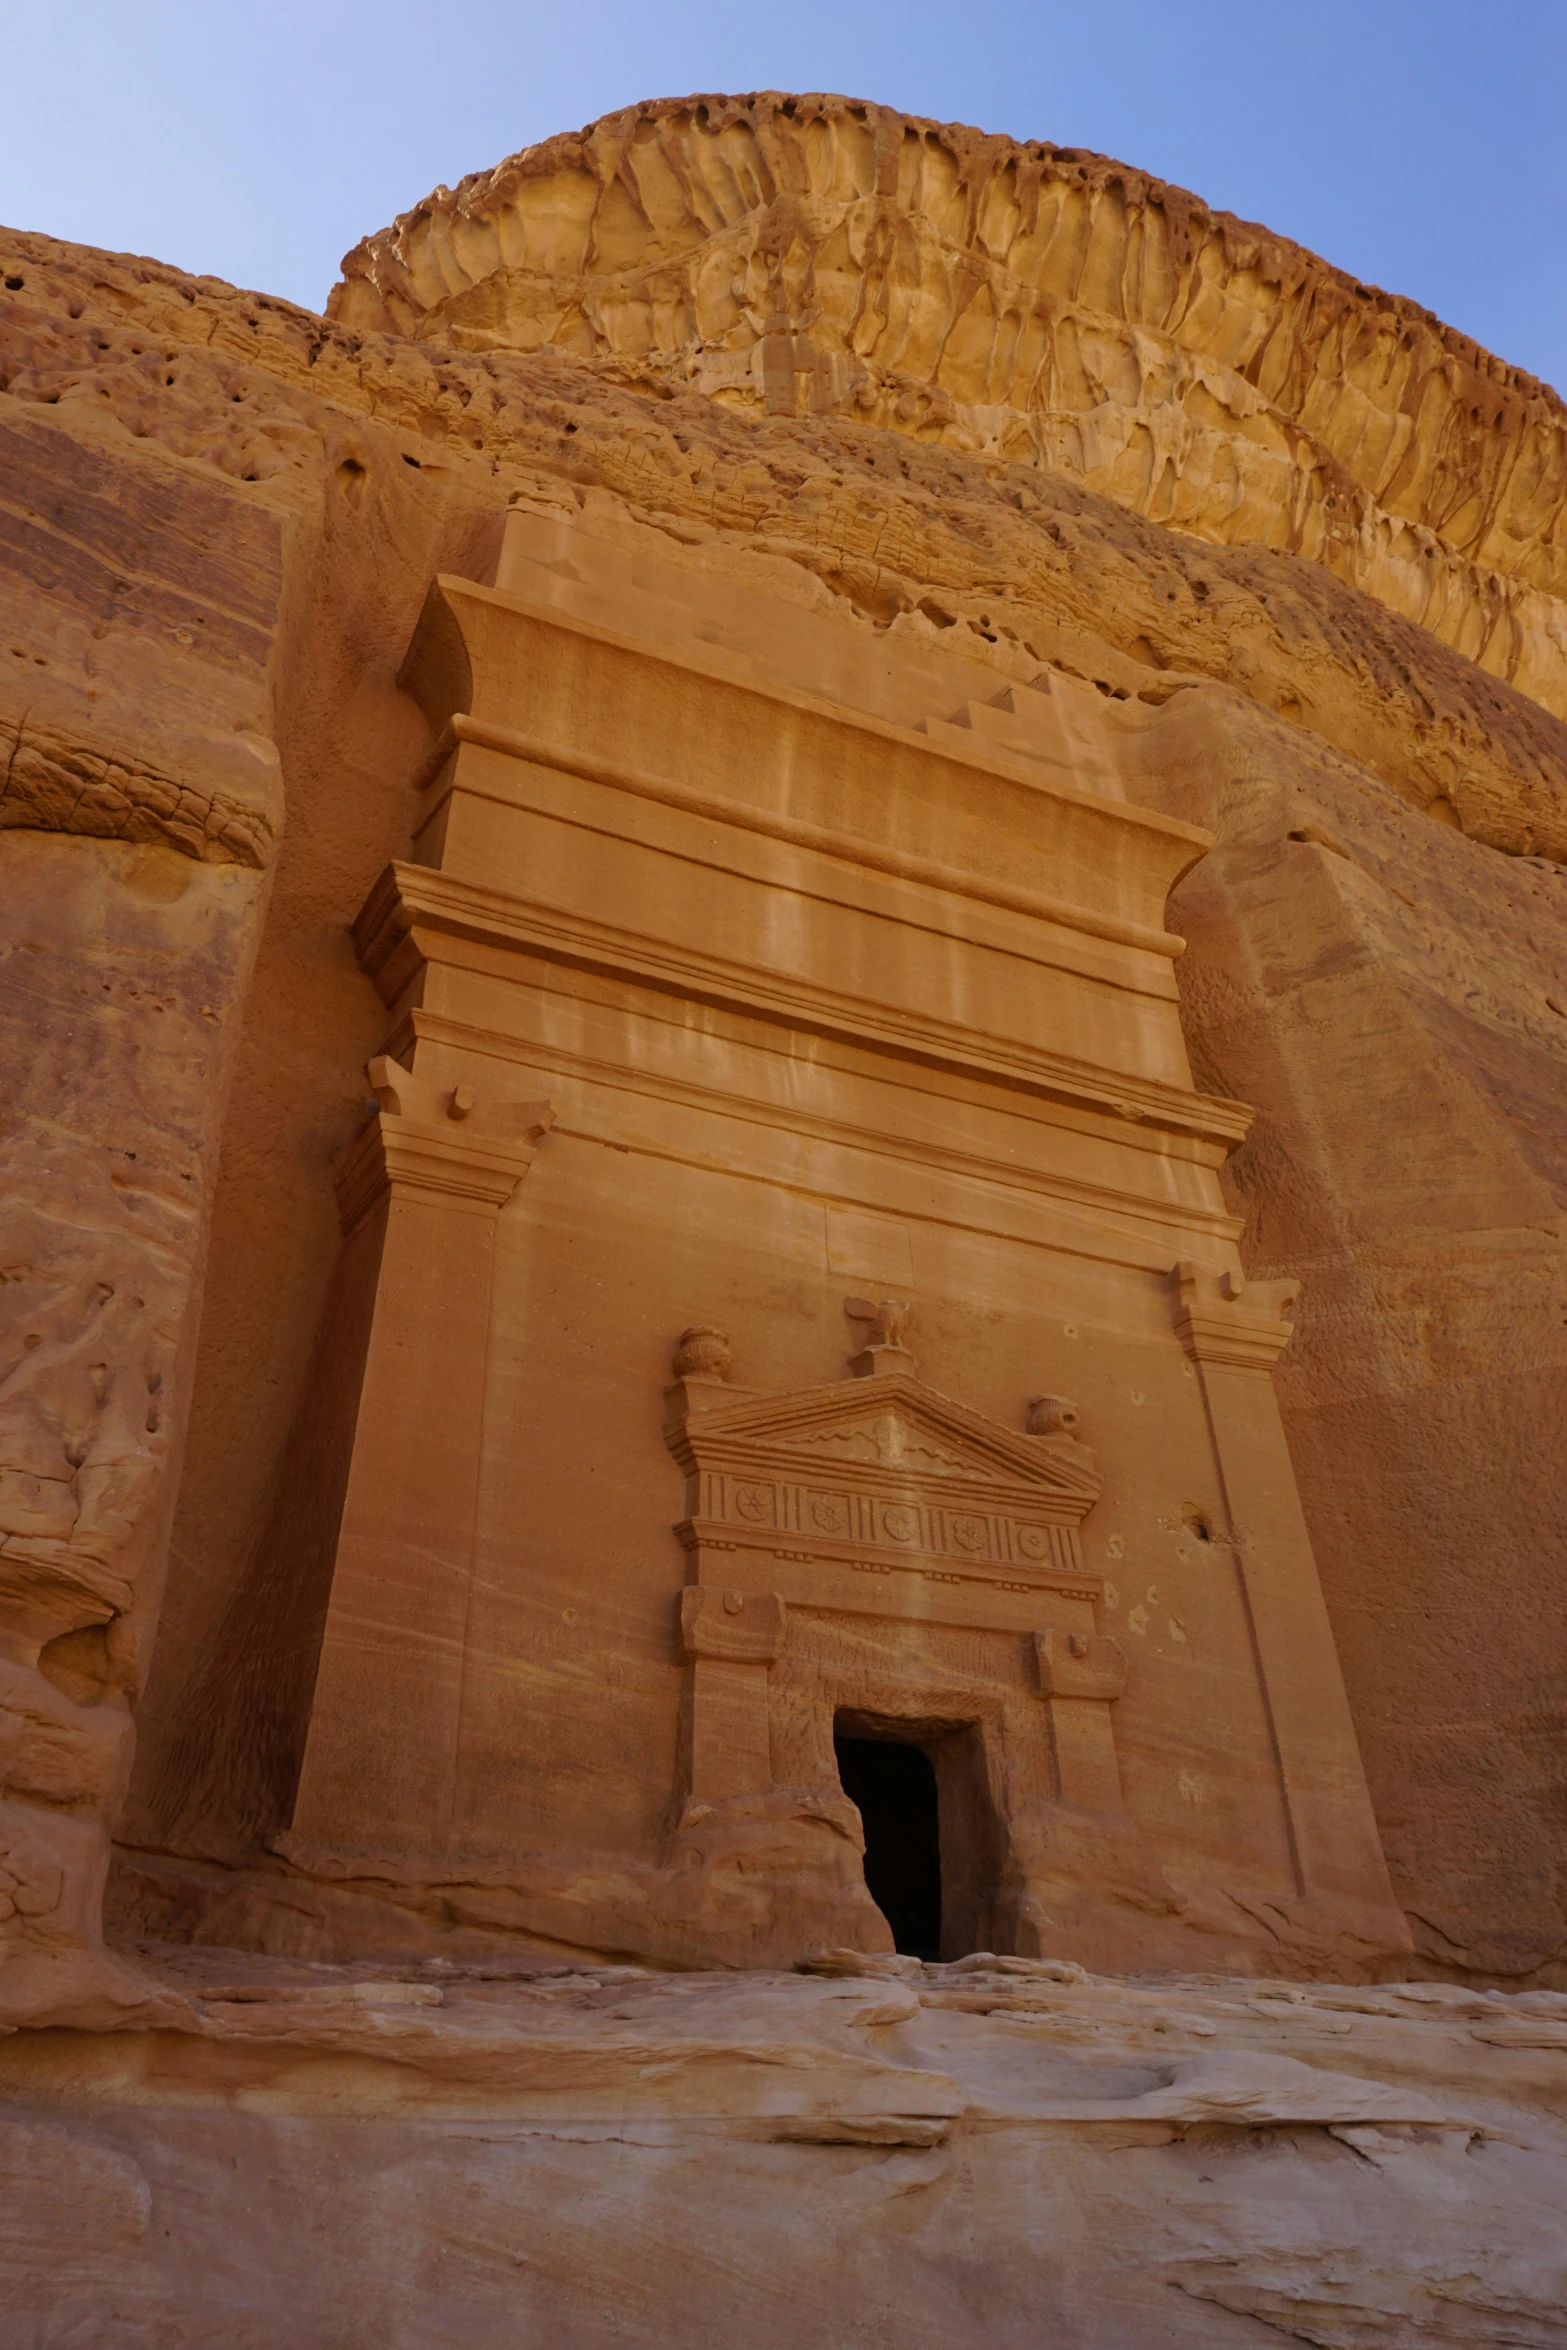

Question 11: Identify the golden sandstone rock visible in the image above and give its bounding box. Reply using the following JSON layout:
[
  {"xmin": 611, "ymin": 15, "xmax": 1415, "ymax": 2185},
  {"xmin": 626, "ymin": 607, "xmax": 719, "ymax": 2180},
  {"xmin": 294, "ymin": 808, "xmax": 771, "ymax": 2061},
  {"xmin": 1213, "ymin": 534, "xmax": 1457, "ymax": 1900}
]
[
  {"xmin": 1, "ymin": 91, "xmax": 1566, "ymax": 2343},
  {"xmin": 334, "ymin": 93, "xmax": 1567, "ymax": 728}
]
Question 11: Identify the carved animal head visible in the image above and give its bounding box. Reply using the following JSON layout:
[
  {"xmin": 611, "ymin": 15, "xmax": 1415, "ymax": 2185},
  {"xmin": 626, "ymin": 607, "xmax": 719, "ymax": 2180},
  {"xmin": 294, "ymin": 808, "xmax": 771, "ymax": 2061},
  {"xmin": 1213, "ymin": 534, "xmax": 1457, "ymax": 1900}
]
[{"xmin": 845, "ymin": 1297, "xmax": 913, "ymax": 1350}]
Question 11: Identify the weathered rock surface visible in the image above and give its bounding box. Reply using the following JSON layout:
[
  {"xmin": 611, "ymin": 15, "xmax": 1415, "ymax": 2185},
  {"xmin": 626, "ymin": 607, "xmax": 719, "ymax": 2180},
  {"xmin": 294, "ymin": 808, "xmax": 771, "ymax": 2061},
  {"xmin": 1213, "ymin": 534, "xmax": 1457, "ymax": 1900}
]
[
  {"xmin": 0, "ymin": 377, "xmax": 280, "ymax": 2024},
  {"xmin": 6, "ymin": 217, "xmax": 1566, "ymax": 862},
  {"xmin": 0, "ymin": 111, "xmax": 1563, "ymax": 2008},
  {"xmin": 3, "ymin": 1948, "xmax": 1567, "ymax": 2345},
  {"xmin": 1, "ymin": 89, "xmax": 1566, "ymax": 2341},
  {"xmin": 1130, "ymin": 693, "xmax": 1567, "ymax": 1979},
  {"xmin": 333, "ymin": 92, "xmax": 1567, "ymax": 724}
]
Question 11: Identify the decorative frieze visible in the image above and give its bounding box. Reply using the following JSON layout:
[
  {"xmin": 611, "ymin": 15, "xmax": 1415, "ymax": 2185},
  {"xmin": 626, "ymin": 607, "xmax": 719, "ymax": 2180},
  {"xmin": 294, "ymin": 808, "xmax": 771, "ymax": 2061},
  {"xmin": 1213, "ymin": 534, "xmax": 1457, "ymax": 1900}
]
[{"xmin": 666, "ymin": 1318, "xmax": 1104, "ymax": 1624}]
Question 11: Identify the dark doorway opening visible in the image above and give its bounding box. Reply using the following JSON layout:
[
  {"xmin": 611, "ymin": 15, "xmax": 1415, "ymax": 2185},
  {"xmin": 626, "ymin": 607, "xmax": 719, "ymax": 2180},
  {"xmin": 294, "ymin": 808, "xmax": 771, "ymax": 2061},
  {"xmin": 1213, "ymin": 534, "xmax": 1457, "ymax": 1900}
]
[{"xmin": 834, "ymin": 1731, "xmax": 943, "ymax": 1958}]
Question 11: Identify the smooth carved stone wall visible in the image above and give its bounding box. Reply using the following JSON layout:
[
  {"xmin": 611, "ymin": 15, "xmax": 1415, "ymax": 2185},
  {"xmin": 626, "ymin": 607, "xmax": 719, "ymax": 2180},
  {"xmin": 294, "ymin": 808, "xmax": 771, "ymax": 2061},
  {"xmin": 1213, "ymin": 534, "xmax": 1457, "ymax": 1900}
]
[{"xmin": 331, "ymin": 93, "xmax": 1567, "ymax": 726}]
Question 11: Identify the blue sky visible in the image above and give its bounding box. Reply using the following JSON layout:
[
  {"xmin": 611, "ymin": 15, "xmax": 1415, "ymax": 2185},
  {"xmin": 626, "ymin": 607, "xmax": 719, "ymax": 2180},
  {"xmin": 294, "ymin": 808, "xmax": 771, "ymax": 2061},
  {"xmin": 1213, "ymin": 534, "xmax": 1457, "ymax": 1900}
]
[{"xmin": 6, "ymin": 0, "xmax": 1563, "ymax": 394}]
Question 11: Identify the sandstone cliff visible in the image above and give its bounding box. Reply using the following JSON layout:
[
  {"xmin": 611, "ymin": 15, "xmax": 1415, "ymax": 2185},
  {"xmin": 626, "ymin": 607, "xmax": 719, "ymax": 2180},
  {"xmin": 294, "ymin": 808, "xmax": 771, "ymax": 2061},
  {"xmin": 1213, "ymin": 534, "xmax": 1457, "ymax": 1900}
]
[
  {"xmin": 0, "ymin": 99, "xmax": 1564, "ymax": 2018},
  {"xmin": 333, "ymin": 92, "xmax": 1567, "ymax": 727},
  {"xmin": 4, "ymin": 87, "xmax": 1567, "ymax": 2350}
]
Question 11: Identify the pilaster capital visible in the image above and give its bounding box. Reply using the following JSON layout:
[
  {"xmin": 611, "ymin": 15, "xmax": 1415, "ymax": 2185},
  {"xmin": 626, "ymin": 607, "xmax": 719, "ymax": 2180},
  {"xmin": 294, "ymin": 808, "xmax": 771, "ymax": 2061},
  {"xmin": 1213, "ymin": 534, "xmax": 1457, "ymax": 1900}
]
[
  {"xmin": 681, "ymin": 1586, "xmax": 787, "ymax": 1664},
  {"xmin": 1171, "ymin": 1260, "xmax": 1300, "ymax": 1371},
  {"xmin": 1035, "ymin": 1627, "xmax": 1127, "ymax": 1703},
  {"xmin": 334, "ymin": 1056, "xmax": 554, "ymax": 1234}
]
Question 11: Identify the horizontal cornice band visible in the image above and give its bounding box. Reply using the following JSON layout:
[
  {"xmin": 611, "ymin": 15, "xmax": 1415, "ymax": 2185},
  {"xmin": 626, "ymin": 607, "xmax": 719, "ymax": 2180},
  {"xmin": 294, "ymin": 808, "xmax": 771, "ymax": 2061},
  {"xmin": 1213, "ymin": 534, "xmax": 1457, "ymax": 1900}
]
[
  {"xmin": 356, "ymin": 859, "xmax": 1254, "ymax": 1152},
  {"xmin": 427, "ymin": 709, "xmax": 1191, "ymax": 963}
]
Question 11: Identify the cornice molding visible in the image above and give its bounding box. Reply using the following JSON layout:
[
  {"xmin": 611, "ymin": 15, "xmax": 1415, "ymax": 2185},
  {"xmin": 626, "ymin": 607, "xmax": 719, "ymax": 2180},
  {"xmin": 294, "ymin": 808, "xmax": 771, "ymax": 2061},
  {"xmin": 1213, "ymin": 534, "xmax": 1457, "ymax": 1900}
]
[
  {"xmin": 428, "ymin": 705, "xmax": 1189, "ymax": 962},
  {"xmin": 354, "ymin": 861, "xmax": 1254, "ymax": 1156}
]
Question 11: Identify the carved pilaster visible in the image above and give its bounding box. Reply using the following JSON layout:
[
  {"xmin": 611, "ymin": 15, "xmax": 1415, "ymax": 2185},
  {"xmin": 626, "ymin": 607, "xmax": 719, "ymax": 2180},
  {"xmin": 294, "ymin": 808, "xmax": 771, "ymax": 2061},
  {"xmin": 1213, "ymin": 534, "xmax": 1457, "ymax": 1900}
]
[
  {"xmin": 680, "ymin": 1586, "xmax": 786, "ymax": 1803},
  {"xmin": 1169, "ymin": 1259, "xmax": 1405, "ymax": 1936},
  {"xmin": 1172, "ymin": 1260, "xmax": 1299, "ymax": 1370},
  {"xmin": 284, "ymin": 1059, "xmax": 553, "ymax": 1863},
  {"xmin": 681, "ymin": 1586, "xmax": 787, "ymax": 1665},
  {"xmin": 1034, "ymin": 1627, "xmax": 1128, "ymax": 1812}
]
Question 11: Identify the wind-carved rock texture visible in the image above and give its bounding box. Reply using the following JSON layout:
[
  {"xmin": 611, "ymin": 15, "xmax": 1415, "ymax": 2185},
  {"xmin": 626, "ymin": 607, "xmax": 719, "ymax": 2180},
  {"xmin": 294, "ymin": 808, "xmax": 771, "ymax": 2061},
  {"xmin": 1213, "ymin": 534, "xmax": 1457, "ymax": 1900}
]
[
  {"xmin": 332, "ymin": 92, "xmax": 1567, "ymax": 728},
  {"xmin": 0, "ymin": 385, "xmax": 280, "ymax": 2026},
  {"xmin": 0, "ymin": 836, "xmax": 263, "ymax": 2029},
  {"xmin": 0, "ymin": 88, "xmax": 1565, "ymax": 2340}
]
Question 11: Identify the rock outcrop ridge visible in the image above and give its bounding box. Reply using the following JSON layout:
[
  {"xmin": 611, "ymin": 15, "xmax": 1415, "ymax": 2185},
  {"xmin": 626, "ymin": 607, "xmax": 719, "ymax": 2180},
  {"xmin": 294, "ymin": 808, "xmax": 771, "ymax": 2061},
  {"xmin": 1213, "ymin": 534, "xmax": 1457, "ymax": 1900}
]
[
  {"xmin": 332, "ymin": 92, "xmax": 1567, "ymax": 723},
  {"xmin": 5, "ymin": 228, "xmax": 1567, "ymax": 864},
  {"xmin": 4, "ymin": 1947, "xmax": 1567, "ymax": 2344}
]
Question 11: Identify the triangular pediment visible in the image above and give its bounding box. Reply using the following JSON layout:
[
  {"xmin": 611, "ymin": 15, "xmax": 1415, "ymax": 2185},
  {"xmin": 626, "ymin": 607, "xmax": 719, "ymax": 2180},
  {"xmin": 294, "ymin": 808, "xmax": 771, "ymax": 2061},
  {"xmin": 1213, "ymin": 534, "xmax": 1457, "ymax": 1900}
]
[{"xmin": 672, "ymin": 1370, "xmax": 1099, "ymax": 1514}]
